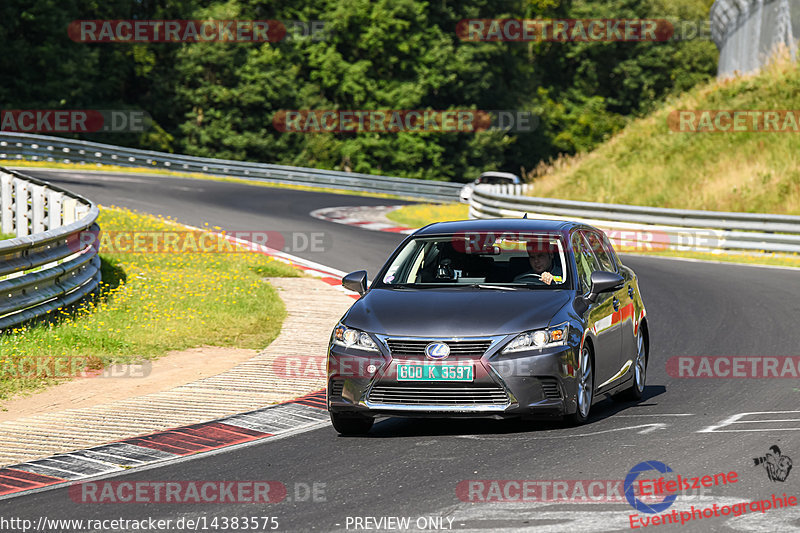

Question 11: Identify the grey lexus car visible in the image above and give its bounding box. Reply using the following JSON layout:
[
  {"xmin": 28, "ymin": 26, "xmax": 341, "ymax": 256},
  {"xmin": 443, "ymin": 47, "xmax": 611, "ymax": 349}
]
[{"xmin": 326, "ymin": 219, "xmax": 649, "ymax": 435}]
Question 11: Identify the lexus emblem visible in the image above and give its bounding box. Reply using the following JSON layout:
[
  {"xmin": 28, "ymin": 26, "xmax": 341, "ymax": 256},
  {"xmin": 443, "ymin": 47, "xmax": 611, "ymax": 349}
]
[{"xmin": 425, "ymin": 342, "xmax": 450, "ymax": 360}]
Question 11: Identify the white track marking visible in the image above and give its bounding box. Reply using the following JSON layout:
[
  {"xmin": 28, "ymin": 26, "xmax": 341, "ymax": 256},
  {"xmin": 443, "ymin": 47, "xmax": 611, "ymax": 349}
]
[{"xmin": 698, "ymin": 411, "xmax": 800, "ymax": 433}]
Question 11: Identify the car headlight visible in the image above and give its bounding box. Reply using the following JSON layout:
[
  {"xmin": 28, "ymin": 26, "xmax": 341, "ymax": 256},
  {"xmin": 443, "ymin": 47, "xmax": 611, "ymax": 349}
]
[
  {"xmin": 502, "ymin": 323, "xmax": 569, "ymax": 353},
  {"xmin": 332, "ymin": 324, "xmax": 379, "ymax": 352}
]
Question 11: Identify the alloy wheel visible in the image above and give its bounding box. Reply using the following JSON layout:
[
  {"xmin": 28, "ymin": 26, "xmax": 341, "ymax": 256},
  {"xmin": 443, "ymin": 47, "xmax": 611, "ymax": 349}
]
[
  {"xmin": 577, "ymin": 346, "xmax": 593, "ymax": 418},
  {"xmin": 634, "ymin": 329, "xmax": 646, "ymax": 392}
]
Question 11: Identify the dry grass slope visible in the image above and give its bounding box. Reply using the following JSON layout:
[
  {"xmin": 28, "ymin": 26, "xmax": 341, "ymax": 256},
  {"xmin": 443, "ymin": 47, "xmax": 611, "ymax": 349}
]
[{"xmin": 528, "ymin": 53, "xmax": 800, "ymax": 215}]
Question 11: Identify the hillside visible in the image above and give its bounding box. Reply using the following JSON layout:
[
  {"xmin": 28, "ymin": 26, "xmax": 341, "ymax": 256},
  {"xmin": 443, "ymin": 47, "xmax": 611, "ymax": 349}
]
[{"xmin": 527, "ymin": 54, "xmax": 800, "ymax": 215}]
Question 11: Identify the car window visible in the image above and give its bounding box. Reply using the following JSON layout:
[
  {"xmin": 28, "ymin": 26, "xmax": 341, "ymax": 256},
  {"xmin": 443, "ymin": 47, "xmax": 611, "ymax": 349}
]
[
  {"xmin": 479, "ymin": 176, "xmax": 513, "ymax": 185},
  {"xmin": 599, "ymin": 231, "xmax": 623, "ymax": 270},
  {"xmin": 582, "ymin": 231, "xmax": 616, "ymax": 272},
  {"xmin": 571, "ymin": 232, "xmax": 601, "ymax": 294}
]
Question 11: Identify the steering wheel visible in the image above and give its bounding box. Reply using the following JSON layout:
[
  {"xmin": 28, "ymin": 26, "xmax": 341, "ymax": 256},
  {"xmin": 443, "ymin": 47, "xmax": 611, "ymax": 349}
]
[{"xmin": 515, "ymin": 272, "xmax": 544, "ymax": 283}]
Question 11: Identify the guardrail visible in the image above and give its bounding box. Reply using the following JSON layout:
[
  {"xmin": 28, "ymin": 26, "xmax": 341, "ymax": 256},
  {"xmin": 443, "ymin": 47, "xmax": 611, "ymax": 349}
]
[
  {"xmin": 0, "ymin": 167, "xmax": 101, "ymax": 331},
  {"xmin": 0, "ymin": 132, "xmax": 463, "ymax": 202},
  {"xmin": 470, "ymin": 184, "xmax": 800, "ymax": 254}
]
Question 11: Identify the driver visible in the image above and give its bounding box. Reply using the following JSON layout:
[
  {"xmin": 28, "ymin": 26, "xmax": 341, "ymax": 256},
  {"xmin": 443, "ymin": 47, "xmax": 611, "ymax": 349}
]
[{"xmin": 514, "ymin": 240, "xmax": 556, "ymax": 284}]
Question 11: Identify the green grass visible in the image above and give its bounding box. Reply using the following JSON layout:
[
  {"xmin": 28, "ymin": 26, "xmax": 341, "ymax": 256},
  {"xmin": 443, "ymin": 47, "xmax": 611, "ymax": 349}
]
[
  {"xmin": 527, "ymin": 52, "xmax": 800, "ymax": 214},
  {"xmin": 625, "ymin": 249, "xmax": 800, "ymax": 268},
  {"xmin": 386, "ymin": 203, "xmax": 469, "ymax": 228},
  {"xmin": 0, "ymin": 207, "xmax": 302, "ymax": 401},
  {"xmin": 0, "ymin": 233, "xmax": 15, "ymax": 240}
]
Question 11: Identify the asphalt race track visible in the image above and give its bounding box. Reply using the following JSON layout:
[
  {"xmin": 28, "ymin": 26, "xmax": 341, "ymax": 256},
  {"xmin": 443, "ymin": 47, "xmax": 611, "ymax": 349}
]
[{"xmin": 4, "ymin": 169, "xmax": 800, "ymax": 532}]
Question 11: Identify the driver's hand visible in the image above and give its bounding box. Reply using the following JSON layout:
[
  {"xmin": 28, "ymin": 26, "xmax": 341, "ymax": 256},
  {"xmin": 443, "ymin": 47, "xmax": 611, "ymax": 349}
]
[{"xmin": 540, "ymin": 272, "xmax": 553, "ymax": 285}]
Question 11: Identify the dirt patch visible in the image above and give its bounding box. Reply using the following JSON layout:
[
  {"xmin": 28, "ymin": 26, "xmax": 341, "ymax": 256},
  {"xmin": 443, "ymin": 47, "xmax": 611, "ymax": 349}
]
[{"xmin": 0, "ymin": 346, "xmax": 257, "ymax": 422}]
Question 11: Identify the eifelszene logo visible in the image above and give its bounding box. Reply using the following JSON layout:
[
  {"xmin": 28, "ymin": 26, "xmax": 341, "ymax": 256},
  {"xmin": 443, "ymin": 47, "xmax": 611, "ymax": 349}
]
[
  {"xmin": 624, "ymin": 461, "xmax": 678, "ymax": 514},
  {"xmin": 624, "ymin": 460, "xmax": 738, "ymax": 514}
]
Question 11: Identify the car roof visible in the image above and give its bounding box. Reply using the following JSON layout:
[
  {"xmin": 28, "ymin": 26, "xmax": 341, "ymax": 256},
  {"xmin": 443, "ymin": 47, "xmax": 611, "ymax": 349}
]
[{"xmin": 414, "ymin": 218, "xmax": 580, "ymax": 236}]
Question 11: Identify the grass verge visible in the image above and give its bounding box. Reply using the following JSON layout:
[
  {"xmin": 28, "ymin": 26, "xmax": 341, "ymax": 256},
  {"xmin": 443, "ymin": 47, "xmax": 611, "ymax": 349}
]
[
  {"xmin": 386, "ymin": 203, "xmax": 469, "ymax": 228},
  {"xmin": 386, "ymin": 203, "xmax": 800, "ymax": 269},
  {"xmin": 0, "ymin": 207, "xmax": 302, "ymax": 401},
  {"xmin": 3, "ymin": 160, "xmax": 416, "ymax": 201}
]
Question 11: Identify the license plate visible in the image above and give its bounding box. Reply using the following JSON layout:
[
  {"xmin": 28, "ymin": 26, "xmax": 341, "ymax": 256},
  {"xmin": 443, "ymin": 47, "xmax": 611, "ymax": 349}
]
[{"xmin": 396, "ymin": 364, "xmax": 473, "ymax": 382}]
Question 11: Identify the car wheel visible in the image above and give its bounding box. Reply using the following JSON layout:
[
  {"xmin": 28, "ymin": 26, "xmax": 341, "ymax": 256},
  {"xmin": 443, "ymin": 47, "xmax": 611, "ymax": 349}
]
[
  {"xmin": 567, "ymin": 344, "xmax": 594, "ymax": 425},
  {"xmin": 614, "ymin": 327, "xmax": 647, "ymax": 402},
  {"xmin": 330, "ymin": 412, "xmax": 374, "ymax": 436}
]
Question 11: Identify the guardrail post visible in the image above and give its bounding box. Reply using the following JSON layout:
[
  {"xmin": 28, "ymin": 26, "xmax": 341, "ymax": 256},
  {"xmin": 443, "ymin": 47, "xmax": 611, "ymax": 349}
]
[
  {"xmin": 48, "ymin": 189, "xmax": 63, "ymax": 230},
  {"xmin": 63, "ymin": 198, "xmax": 77, "ymax": 225},
  {"xmin": 31, "ymin": 184, "xmax": 46, "ymax": 234},
  {"xmin": 0, "ymin": 173, "xmax": 13, "ymax": 235},
  {"xmin": 14, "ymin": 178, "xmax": 29, "ymax": 237}
]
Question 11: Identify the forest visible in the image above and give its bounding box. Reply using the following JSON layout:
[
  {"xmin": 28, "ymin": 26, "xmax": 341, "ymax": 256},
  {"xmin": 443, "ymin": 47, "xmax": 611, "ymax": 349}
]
[{"xmin": 1, "ymin": 0, "xmax": 717, "ymax": 181}]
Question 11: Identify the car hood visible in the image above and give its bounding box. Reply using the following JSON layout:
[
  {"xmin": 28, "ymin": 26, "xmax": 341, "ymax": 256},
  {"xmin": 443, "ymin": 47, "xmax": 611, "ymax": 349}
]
[{"xmin": 343, "ymin": 288, "xmax": 572, "ymax": 337}]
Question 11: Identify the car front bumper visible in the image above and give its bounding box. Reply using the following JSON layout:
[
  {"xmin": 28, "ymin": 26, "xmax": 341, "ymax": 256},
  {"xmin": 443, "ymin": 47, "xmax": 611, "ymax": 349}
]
[{"xmin": 326, "ymin": 339, "xmax": 581, "ymax": 419}]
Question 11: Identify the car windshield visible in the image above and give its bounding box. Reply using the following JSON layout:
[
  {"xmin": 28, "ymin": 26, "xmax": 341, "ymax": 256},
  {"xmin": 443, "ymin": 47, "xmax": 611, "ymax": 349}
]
[
  {"xmin": 379, "ymin": 232, "xmax": 571, "ymax": 289},
  {"xmin": 478, "ymin": 175, "xmax": 515, "ymax": 184}
]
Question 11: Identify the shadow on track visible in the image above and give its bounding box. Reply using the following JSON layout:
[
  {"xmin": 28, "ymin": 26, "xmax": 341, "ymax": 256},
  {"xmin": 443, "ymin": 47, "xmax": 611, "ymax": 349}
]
[{"xmin": 351, "ymin": 385, "xmax": 667, "ymax": 438}]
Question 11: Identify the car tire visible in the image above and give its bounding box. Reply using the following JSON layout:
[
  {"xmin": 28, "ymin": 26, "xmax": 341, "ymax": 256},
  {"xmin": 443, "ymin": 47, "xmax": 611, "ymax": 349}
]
[
  {"xmin": 614, "ymin": 327, "xmax": 647, "ymax": 402},
  {"xmin": 330, "ymin": 412, "xmax": 374, "ymax": 436},
  {"xmin": 567, "ymin": 344, "xmax": 594, "ymax": 425}
]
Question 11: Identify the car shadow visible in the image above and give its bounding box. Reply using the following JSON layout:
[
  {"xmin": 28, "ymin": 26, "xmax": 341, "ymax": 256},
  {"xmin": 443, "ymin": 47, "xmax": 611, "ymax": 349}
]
[{"xmin": 360, "ymin": 385, "xmax": 667, "ymax": 438}]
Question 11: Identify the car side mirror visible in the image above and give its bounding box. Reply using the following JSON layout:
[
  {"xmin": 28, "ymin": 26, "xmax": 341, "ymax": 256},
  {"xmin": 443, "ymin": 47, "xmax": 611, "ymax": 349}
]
[
  {"xmin": 342, "ymin": 270, "xmax": 368, "ymax": 295},
  {"xmin": 586, "ymin": 271, "xmax": 624, "ymax": 303}
]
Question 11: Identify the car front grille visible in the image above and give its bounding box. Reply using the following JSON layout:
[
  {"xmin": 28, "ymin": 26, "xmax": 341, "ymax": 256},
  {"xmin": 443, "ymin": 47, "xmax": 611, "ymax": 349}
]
[
  {"xmin": 368, "ymin": 384, "xmax": 509, "ymax": 406},
  {"xmin": 385, "ymin": 339, "xmax": 493, "ymax": 358}
]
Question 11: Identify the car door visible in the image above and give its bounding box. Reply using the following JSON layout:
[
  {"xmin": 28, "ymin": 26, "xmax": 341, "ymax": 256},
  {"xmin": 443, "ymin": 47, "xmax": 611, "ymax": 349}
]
[
  {"xmin": 599, "ymin": 230, "xmax": 639, "ymax": 370},
  {"xmin": 570, "ymin": 231, "xmax": 622, "ymax": 389},
  {"xmin": 583, "ymin": 230, "xmax": 632, "ymax": 386}
]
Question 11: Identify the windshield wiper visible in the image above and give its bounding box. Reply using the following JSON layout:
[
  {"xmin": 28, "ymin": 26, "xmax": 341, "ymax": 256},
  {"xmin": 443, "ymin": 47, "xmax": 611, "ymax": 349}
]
[
  {"xmin": 472, "ymin": 284, "xmax": 520, "ymax": 291},
  {"xmin": 387, "ymin": 283, "xmax": 521, "ymax": 290},
  {"xmin": 388, "ymin": 283, "xmax": 458, "ymax": 289}
]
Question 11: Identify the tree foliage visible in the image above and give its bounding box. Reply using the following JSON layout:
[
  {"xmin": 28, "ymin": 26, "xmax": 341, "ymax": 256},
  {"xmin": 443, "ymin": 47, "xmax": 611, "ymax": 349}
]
[{"xmin": 0, "ymin": 0, "xmax": 717, "ymax": 181}]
